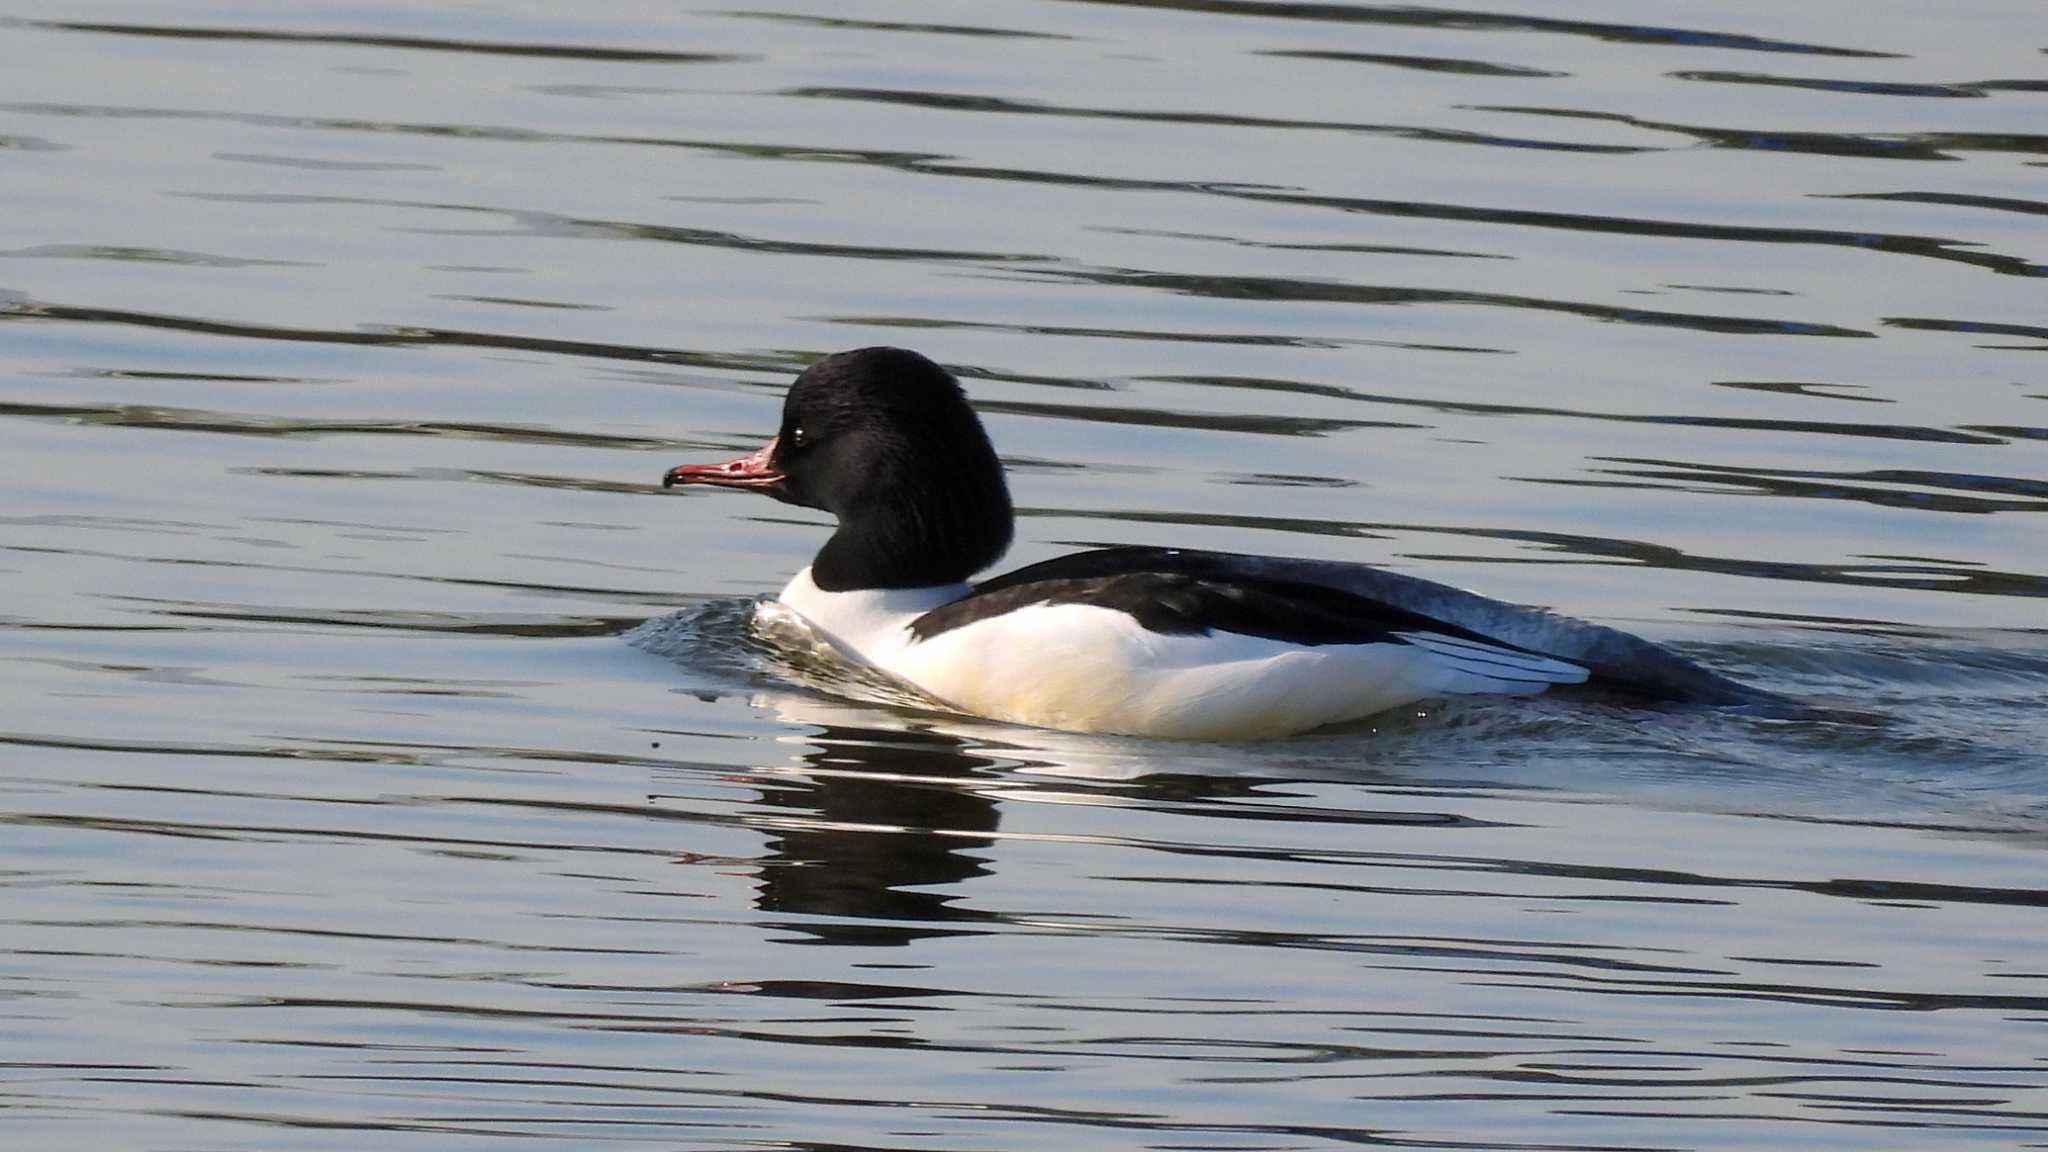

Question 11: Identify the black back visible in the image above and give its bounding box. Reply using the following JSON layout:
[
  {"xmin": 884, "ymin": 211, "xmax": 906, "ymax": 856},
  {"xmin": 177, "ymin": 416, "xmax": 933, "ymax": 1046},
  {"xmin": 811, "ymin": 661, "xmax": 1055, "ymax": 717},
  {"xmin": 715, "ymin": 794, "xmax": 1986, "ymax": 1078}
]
[{"xmin": 909, "ymin": 548, "xmax": 1542, "ymax": 651}]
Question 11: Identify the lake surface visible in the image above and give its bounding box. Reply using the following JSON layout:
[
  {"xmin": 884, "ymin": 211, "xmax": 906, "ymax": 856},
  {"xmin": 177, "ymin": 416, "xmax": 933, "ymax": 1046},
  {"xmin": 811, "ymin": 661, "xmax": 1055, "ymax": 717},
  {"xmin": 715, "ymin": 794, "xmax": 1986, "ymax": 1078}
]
[{"xmin": 3, "ymin": 2, "xmax": 2046, "ymax": 1148}]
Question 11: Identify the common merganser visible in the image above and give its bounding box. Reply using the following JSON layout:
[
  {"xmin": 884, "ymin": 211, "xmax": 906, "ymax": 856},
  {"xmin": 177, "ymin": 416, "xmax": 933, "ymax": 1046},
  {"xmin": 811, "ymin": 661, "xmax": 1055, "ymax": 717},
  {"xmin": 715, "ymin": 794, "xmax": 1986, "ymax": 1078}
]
[{"xmin": 663, "ymin": 347, "xmax": 1760, "ymax": 739}]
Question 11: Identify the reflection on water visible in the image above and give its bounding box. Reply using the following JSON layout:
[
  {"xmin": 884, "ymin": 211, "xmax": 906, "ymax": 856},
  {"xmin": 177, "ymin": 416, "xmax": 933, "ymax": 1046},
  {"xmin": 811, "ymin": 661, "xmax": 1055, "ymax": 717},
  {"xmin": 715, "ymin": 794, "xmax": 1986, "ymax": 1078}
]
[
  {"xmin": 744, "ymin": 721, "xmax": 1002, "ymax": 946},
  {"xmin": 4, "ymin": 1, "xmax": 2048, "ymax": 1148}
]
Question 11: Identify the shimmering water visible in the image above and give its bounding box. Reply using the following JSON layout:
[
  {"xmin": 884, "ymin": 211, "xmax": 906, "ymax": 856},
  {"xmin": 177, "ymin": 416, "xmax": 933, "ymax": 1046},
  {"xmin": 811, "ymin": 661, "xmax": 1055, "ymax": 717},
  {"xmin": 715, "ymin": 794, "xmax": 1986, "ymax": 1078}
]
[{"xmin": 3, "ymin": 3, "xmax": 2046, "ymax": 1148}]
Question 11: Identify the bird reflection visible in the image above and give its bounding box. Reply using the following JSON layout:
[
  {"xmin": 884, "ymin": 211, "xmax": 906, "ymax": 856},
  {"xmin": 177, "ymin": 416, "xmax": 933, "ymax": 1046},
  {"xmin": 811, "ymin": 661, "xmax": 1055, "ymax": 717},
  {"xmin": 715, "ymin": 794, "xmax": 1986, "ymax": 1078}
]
[{"xmin": 749, "ymin": 707, "xmax": 1003, "ymax": 946}]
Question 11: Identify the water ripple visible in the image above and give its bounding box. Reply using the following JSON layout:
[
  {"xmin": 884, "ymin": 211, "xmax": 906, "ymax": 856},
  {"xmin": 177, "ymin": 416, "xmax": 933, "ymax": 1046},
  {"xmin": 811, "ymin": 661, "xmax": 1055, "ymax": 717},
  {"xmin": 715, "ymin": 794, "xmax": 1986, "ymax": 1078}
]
[
  {"xmin": 721, "ymin": 10, "xmax": 1079, "ymax": 40},
  {"xmin": 17, "ymin": 18, "xmax": 760, "ymax": 63},
  {"xmin": 788, "ymin": 85, "xmax": 1656, "ymax": 154},
  {"xmin": 1020, "ymin": 265, "xmax": 1875, "ymax": 336},
  {"xmin": 0, "ymin": 295, "xmax": 803, "ymax": 371},
  {"xmin": 1479, "ymin": 103, "xmax": 2048, "ymax": 166},
  {"xmin": 1670, "ymin": 69, "xmax": 2048, "ymax": 99},
  {"xmin": 1229, "ymin": 186, "xmax": 2048, "ymax": 278},
  {"xmin": 1034, "ymin": 506, "xmax": 2048, "ymax": 598},
  {"xmin": 1546, "ymin": 459, "xmax": 2048, "ymax": 516},
  {"xmin": 1060, "ymin": 1, "xmax": 1904, "ymax": 58},
  {"xmin": 1159, "ymin": 373, "xmax": 2010, "ymax": 445},
  {"xmin": 9, "ymin": 98, "xmax": 2036, "ymax": 278},
  {"xmin": 1256, "ymin": 49, "xmax": 1568, "ymax": 78}
]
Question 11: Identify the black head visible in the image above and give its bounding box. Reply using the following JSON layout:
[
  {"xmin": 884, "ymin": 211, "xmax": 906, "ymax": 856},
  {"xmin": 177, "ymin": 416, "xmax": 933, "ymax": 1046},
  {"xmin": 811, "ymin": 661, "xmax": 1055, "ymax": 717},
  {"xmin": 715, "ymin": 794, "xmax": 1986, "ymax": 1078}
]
[{"xmin": 664, "ymin": 347, "xmax": 1013, "ymax": 590}]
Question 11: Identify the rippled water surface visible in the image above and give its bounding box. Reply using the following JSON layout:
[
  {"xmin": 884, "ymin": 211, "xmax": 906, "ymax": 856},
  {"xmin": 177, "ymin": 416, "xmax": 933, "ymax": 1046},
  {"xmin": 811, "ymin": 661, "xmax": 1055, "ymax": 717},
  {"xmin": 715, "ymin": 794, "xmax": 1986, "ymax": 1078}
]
[{"xmin": 4, "ymin": 2, "xmax": 2047, "ymax": 1148}]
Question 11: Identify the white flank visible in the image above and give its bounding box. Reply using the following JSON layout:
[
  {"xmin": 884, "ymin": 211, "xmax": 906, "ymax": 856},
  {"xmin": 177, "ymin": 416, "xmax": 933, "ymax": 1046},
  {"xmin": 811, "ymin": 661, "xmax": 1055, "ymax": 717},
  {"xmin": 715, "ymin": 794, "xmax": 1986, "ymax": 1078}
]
[{"xmin": 772, "ymin": 566, "xmax": 1590, "ymax": 740}]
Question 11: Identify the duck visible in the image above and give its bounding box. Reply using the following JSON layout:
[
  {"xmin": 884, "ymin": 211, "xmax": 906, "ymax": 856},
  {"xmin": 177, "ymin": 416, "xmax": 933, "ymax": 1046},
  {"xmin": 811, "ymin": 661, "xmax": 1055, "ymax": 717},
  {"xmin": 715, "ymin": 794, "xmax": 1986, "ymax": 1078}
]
[{"xmin": 663, "ymin": 347, "xmax": 1762, "ymax": 739}]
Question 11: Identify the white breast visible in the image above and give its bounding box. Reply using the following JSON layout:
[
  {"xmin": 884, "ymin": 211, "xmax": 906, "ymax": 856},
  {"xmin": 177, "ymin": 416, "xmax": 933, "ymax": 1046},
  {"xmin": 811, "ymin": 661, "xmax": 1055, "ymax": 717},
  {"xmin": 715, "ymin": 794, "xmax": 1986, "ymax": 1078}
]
[{"xmin": 774, "ymin": 566, "xmax": 968, "ymax": 663}]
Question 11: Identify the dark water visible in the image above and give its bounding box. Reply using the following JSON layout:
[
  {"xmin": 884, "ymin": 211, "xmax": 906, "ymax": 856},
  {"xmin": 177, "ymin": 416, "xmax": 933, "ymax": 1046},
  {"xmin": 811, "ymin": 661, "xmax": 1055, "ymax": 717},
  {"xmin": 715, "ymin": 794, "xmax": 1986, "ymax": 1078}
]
[{"xmin": 4, "ymin": 3, "xmax": 2046, "ymax": 1148}]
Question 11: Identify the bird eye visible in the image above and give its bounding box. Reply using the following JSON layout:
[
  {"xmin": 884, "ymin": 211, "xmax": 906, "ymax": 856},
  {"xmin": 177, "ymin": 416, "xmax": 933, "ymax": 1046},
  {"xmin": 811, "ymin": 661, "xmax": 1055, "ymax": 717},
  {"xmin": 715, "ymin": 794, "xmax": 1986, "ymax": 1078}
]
[{"xmin": 787, "ymin": 426, "xmax": 809, "ymax": 449}]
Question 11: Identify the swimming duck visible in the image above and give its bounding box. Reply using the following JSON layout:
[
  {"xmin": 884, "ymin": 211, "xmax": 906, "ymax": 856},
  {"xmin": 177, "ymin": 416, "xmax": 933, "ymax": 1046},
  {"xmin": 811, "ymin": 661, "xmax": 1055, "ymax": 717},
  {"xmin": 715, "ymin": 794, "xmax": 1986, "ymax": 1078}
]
[{"xmin": 664, "ymin": 347, "xmax": 1757, "ymax": 739}]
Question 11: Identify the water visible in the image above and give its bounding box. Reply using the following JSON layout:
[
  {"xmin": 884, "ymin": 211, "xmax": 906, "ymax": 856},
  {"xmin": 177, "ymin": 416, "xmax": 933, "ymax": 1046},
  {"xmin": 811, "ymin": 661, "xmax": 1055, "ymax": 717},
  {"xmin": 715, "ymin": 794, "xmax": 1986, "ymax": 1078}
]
[{"xmin": 3, "ymin": 2, "xmax": 2046, "ymax": 1148}]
